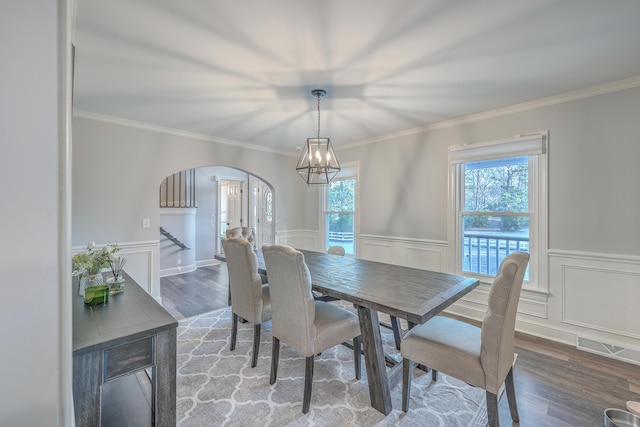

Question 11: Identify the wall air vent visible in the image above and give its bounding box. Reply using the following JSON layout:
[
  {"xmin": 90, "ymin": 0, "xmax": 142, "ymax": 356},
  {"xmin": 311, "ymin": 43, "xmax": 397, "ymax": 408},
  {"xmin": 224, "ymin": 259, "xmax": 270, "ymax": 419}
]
[{"xmin": 577, "ymin": 336, "xmax": 640, "ymax": 366}]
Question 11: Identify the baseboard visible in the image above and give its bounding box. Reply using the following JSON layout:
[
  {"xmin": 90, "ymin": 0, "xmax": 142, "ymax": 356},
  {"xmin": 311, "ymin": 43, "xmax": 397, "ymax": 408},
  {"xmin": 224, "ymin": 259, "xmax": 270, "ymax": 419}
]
[
  {"xmin": 160, "ymin": 263, "xmax": 197, "ymax": 277},
  {"xmin": 196, "ymin": 259, "xmax": 221, "ymax": 268}
]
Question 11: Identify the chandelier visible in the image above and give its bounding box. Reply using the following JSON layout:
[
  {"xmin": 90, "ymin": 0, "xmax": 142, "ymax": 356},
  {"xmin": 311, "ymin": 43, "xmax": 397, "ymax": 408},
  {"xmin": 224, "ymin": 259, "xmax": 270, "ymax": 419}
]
[{"xmin": 296, "ymin": 89, "xmax": 340, "ymax": 185}]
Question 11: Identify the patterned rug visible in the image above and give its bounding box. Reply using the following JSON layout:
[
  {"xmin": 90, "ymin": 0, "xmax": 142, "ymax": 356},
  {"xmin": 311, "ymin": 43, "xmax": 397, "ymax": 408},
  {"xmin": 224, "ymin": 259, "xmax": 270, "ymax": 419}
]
[{"xmin": 176, "ymin": 305, "xmax": 494, "ymax": 427}]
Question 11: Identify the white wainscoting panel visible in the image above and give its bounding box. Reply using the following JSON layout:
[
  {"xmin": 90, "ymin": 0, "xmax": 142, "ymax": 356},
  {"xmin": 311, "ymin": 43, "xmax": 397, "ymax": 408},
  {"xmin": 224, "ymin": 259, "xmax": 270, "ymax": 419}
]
[
  {"xmin": 275, "ymin": 230, "xmax": 319, "ymax": 251},
  {"xmin": 556, "ymin": 254, "xmax": 640, "ymax": 339},
  {"xmin": 550, "ymin": 250, "xmax": 640, "ymax": 359},
  {"xmin": 359, "ymin": 235, "xmax": 447, "ymax": 271},
  {"xmin": 360, "ymin": 240, "xmax": 393, "ymax": 263},
  {"xmin": 120, "ymin": 244, "xmax": 156, "ymax": 296},
  {"xmin": 406, "ymin": 245, "xmax": 444, "ymax": 272}
]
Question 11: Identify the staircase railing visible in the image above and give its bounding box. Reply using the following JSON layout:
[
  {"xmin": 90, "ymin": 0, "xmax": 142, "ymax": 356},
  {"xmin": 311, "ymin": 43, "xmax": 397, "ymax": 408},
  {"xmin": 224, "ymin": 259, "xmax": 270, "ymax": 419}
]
[
  {"xmin": 159, "ymin": 227, "xmax": 190, "ymax": 250},
  {"xmin": 160, "ymin": 169, "xmax": 196, "ymax": 208}
]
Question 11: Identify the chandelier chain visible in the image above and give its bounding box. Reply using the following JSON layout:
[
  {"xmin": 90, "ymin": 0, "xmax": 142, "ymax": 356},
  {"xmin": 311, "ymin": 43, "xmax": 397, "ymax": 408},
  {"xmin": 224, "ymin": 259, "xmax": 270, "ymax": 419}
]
[{"xmin": 316, "ymin": 93, "xmax": 321, "ymax": 139}]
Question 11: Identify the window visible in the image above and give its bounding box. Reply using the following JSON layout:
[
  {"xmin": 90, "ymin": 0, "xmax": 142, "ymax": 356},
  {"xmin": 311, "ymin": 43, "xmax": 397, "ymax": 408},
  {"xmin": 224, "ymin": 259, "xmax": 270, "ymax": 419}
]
[
  {"xmin": 449, "ymin": 133, "xmax": 548, "ymax": 292},
  {"xmin": 323, "ymin": 165, "xmax": 358, "ymax": 256}
]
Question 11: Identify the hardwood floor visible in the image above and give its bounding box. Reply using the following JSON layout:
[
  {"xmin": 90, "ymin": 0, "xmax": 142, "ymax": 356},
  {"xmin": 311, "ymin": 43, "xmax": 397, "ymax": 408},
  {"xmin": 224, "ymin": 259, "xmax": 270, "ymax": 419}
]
[
  {"xmin": 161, "ymin": 263, "xmax": 640, "ymax": 426},
  {"xmin": 160, "ymin": 262, "xmax": 229, "ymax": 320}
]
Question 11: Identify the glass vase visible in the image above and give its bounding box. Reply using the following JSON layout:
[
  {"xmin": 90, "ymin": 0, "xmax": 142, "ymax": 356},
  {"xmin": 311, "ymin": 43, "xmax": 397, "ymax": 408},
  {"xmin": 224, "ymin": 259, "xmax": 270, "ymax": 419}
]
[
  {"xmin": 107, "ymin": 275, "xmax": 125, "ymax": 294},
  {"xmin": 79, "ymin": 272, "xmax": 104, "ymax": 296}
]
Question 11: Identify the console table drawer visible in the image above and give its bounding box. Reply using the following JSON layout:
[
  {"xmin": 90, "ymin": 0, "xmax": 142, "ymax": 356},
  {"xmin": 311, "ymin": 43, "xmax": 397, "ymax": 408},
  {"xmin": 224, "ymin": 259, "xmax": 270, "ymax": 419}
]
[{"xmin": 103, "ymin": 336, "xmax": 154, "ymax": 382}]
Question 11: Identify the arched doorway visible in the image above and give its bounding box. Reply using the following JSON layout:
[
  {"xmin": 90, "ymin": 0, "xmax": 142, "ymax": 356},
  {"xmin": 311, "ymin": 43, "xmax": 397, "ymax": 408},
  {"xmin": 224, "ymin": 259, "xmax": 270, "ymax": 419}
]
[{"xmin": 158, "ymin": 165, "xmax": 274, "ymax": 277}]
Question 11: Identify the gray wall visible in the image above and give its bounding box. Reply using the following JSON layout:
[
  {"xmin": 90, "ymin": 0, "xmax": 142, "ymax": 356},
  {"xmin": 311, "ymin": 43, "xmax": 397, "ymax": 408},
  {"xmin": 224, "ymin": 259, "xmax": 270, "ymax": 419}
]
[
  {"xmin": 194, "ymin": 167, "xmax": 219, "ymax": 263},
  {"xmin": 1, "ymin": 1, "xmax": 71, "ymax": 425},
  {"xmin": 72, "ymin": 116, "xmax": 304, "ymax": 248},
  {"xmin": 339, "ymin": 86, "xmax": 640, "ymax": 256}
]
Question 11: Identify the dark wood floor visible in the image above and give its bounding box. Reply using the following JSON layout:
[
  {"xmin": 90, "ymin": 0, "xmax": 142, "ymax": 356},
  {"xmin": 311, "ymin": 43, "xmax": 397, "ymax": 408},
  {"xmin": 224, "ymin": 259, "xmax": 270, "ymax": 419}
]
[
  {"xmin": 160, "ymin": 262, "xmax": 230, "ymax": 320},
  {"xmin": 160, "ymin": 263, "xmax": 640, "ymax": 426}
]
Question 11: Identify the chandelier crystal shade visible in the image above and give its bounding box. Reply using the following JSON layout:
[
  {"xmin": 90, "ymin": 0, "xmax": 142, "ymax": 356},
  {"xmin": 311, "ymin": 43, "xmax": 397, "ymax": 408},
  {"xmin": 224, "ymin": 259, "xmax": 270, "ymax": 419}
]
[{"xmin": 296, "ymin": 89, "xmax": 340, "ymax": 185}]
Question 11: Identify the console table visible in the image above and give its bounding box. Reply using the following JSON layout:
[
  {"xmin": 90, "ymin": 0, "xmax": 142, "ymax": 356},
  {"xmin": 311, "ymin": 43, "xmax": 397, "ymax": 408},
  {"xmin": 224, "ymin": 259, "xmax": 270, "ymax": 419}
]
[{"xmin": 72, "ymin": 273, "xmax": 177, "ymax": 426}]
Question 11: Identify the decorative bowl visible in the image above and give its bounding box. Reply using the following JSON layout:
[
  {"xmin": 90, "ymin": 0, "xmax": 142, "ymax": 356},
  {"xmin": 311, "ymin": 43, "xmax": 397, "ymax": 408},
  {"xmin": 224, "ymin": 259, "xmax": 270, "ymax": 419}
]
[
  {"xmin": 604, "ymin": 408, "xmax": 640, "ymax": 427},
  {"xmin": 628, "ymin": 402, "xmax": 640, "ymax": 417}
]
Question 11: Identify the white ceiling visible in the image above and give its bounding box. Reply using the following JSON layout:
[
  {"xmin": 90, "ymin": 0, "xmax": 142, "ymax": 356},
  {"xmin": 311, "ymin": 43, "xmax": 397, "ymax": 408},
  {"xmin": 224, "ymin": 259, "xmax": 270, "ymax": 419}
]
[{"xmin": 73, "ymin": 0, "xmax": 640, "ymax": 152}]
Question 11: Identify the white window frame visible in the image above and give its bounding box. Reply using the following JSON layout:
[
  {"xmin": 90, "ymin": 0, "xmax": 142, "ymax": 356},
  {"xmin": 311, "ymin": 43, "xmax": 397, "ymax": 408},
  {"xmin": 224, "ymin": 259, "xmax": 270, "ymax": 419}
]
[
  {"xmin": 320, "ymin": 162, "xmax": 359, "ymax": 257},
  {"xmin": 448, "ymin": 132, "xmax": 548, "ymax": 293}
]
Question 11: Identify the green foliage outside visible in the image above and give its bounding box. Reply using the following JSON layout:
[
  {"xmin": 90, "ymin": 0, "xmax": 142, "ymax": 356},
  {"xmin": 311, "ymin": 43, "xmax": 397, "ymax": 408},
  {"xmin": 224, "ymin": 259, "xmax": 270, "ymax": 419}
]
[
  {"xmin": 464, "ymin": 158, "xmax": 528, "ymax": 232},
  {"xmin": 328, "ymin": 179, "xmax": 355, "ymax": 233}
]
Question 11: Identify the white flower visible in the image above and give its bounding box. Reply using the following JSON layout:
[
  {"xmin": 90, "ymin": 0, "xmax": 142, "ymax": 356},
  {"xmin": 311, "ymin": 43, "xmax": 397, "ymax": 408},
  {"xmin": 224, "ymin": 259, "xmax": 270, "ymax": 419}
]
[{"xmin": 87, "ymin": 241, "xmax": 95, "ymax": 250}]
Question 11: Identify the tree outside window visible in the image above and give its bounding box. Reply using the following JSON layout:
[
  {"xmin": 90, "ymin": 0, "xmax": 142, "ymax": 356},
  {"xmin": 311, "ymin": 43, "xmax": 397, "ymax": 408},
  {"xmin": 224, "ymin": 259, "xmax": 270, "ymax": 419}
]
[
  {"xmin": 462, "ymin": 156, "xmax": 530, "ymax": 277},
  {"xmin": 325, "ymin": 179, "xmax": 355, "ymax": 255}
]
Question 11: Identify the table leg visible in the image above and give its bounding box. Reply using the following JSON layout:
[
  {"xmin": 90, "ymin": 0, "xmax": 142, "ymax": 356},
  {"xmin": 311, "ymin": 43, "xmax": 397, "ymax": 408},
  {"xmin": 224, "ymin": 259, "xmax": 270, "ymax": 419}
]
[
  {"xmin": 356, "ymin": 305, "xmax": 392, "ymax": 415},
  {"xmin": 73, "ymin": 351, "xmax": 102, "ymax": 426},
  {"xmin": 154, "ymin": 328, "xmax": 177, "ymax": 426}
]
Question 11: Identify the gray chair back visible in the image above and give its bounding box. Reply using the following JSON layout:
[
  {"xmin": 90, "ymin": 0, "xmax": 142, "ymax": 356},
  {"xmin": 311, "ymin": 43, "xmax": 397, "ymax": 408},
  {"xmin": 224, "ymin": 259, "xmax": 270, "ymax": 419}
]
[
  {"xmin": 327, "ymin": 246, "xmax": 345, "ymax": 256},
  {"xmin": 222, "ymin": 238, "xmax": 265, "ymax": 323},
  {"xmin": 262, "ymin": 244, "xmax": 317, "ymax": 356},
  {"xmin": 226, "ymin": 226, "xmax": 255, "ymax": 246},
  {"xmin": 481, "ymin": 251, "xmax": 530, "ymax": 393}
]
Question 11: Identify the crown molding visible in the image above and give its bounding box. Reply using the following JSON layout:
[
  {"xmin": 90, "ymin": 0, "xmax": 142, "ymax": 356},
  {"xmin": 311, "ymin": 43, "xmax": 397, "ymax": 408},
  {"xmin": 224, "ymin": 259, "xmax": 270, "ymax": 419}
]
[
  {"xmin": 72, "ymin": 110, "xmax": 297, "ymax": 157},
  {"xmin": 74, "ymin": 76, "xmax": 640, "ymax": 154},
  {"xmin": 340, "ymin": 76, "xmax": 640, "ymax": 150}
]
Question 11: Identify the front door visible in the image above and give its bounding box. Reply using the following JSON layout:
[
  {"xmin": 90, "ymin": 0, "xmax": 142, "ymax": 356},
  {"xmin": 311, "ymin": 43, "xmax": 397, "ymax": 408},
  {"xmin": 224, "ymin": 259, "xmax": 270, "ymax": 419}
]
[
  {"xmin": 260, "ymin": 185, "xmax": 274, "ymax": 245},
  {"xmin": 221, "ymin": 180, "xmax": 243, "ymax": 236}
]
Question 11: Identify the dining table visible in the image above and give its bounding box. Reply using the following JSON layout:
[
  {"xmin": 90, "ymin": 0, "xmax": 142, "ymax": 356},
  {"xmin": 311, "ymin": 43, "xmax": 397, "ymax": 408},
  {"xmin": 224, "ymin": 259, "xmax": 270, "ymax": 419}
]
[{"xmin": 217, "ymin": 248, "xmax": 480, "ymax": 415}]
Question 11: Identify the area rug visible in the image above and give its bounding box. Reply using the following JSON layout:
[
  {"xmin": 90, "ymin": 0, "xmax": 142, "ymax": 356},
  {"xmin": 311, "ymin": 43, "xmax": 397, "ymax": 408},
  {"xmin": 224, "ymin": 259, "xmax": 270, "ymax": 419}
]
[{"xmin": 176, "ymin": 305, "xmax": 494, "ymax": 427}]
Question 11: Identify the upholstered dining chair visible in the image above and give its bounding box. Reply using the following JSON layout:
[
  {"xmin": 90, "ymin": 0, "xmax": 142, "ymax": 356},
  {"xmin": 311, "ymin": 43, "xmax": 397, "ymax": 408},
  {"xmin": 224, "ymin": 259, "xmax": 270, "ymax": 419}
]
[
  {"xmin": 262, "ymin": 244, "xmax": 362, "ymax": 414},
  {"xmin": 221, "ymin": 237, "xmax": 272, "ymax": 368},
  {"xmin": 311, "ymin": 246, "xmax": 347, "ymax": 303},
  {"xmin": 225, "ymin": 226, "xmax": 255, "ymax": 247},
  {"xmin": 327, "ymin": 245, "xmax": 345, "ymax": 256},
  {"xmin": 400, "ymin": 251, "xmax": 530, "ymax": 427}
]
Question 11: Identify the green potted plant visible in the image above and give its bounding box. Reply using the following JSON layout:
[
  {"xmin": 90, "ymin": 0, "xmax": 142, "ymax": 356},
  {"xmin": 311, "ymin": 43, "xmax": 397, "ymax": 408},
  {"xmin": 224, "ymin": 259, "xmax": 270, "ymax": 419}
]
[{"xmin": 72, "ymin": 241, "xmax": 119, "ymax": 299}]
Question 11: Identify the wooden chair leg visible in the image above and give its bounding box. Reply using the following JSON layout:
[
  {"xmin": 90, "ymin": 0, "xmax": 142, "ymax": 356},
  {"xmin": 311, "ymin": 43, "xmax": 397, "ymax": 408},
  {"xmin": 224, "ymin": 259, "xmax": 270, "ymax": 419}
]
[
  {"xmin": 390, "ymin": 316, "xmax": 402, "ymax": 350},
  {"xmin": 505, "ymin": 367, "xmax": 519, "ymax": 422},
  {"xmin": 486, "ymin": 390, "xmax": 500, "ymax": 427},
  {"xmin": 251, "ymin": 324, "xmax": 261, "ymax": 368},
  {"xmin": 270, "ymin": 337, "xmax": 280, "ymax": 385},
  {"xmin": 432, "ymin": 369, "xmax": 438, "ymax": 382},
  {"xmin": 353, "ymin": 336, "xmax": 361, "ymax": 380},
  {"xmin": 302, "ymin": 355, "xmax": 314, "ymax": 414},
  {"xmin": 402, "ymin": 358, "xmax": 415, "ymax": 412},
  {"xmin": 230, "ymin": 313, "xmax": 238, "ymax": 351}
]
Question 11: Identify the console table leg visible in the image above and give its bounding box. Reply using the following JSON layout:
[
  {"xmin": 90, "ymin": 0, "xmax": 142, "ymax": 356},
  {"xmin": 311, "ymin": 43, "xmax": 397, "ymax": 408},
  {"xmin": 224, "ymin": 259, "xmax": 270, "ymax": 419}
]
[
  {"xmin": 73, "ymin": 351, "xmax": 102, "ymax": 426},
  {"xmin": 155, "ymin": 328, "xmax": 177, "ymax": 426}
]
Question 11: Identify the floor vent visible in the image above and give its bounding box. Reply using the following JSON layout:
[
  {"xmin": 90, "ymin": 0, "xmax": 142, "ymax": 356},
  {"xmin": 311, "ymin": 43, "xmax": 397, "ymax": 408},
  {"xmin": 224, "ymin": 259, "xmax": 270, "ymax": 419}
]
[{"xmin": 577, "ymin": 336, "xmax": 640, "ymax": 366}]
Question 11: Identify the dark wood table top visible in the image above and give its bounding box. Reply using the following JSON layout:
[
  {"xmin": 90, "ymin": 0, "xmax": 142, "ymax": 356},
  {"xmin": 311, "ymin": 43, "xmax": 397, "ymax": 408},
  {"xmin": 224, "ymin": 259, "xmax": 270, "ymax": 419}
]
[
  {"xmin": 234, "ymin": 249, "xmax": 479, "ymax": 325},
  {"xmin": 73, "ymin": 272, "xmax": 178, "ymax": 355}
]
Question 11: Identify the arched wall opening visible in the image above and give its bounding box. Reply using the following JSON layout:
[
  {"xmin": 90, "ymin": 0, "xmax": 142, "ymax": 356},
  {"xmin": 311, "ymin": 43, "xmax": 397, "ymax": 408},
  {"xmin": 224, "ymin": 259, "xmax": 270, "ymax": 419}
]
[{"xmin": 159, "ymin": 165, "xmax": 274, "ymax": 277}]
